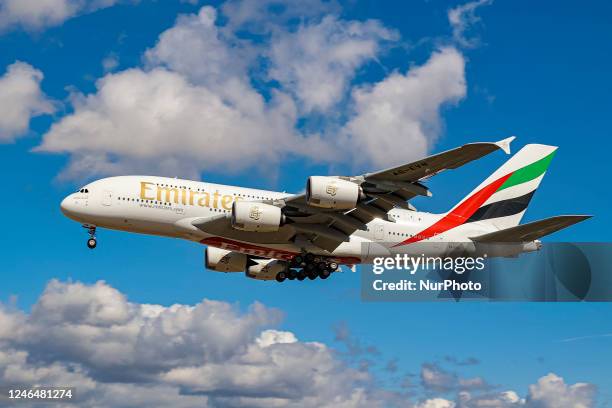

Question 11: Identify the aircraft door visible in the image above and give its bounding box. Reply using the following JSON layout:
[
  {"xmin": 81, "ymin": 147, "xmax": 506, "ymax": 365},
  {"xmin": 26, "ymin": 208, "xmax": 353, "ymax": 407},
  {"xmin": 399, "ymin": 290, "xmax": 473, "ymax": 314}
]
[
  {"xmin": 374, "ymin": 224, "xmax": 385, "ymax": 241},
  {"xmin": 102, "ymin": 190, "xmax": 113, "ymax": 206}
]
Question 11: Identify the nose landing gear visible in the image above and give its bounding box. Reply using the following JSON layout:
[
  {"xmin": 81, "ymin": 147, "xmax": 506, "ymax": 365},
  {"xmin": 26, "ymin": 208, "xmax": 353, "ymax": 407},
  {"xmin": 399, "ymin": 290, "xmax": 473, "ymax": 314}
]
[{"xmin": 84, "ymin": 225, "xmax": 97, "ymax": 249}]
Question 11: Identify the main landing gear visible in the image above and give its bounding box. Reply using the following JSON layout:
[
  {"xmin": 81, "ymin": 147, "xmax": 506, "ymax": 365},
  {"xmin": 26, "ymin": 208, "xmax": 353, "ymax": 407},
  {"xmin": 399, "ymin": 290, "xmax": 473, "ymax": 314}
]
[
  {"xmin": 274, "ymin": 254, "xmax": 339, "ymax": 283},
  {"xmin": 84, "ymin": 225, "xmax": 97, "ymax": 249}
]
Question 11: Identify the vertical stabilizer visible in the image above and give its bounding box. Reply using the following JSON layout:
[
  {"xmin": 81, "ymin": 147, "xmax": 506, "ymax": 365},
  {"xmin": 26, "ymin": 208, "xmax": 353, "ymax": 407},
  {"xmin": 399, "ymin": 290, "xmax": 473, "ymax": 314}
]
[{"xmin": 448, "ymin": 144, "xmax": 557, "ymax": 230}]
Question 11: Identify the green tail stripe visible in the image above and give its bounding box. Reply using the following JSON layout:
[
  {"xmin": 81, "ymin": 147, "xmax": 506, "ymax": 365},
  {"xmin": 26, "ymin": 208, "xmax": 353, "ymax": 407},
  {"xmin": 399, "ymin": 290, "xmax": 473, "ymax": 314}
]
[{"xmin": 497, "ymin": 150, "xmax": 556, "ymax": 192}]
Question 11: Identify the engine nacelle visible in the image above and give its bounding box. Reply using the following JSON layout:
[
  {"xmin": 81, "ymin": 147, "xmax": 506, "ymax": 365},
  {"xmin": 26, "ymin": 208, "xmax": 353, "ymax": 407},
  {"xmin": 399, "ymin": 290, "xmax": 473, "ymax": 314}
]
[
  {"xmin": 231, "ymin": 201, "xmax": 284, "ymax": 232},
  {"xmin": 246, "ymin": 259, "xmax": 288, "ymax": 281},
  {"xmin": 306, "ymin": 176, "xmax": 362, "ymax": 210},
  {"xmin": 205, "ymin": 247, "xmax": 248, "ymax": 272}
]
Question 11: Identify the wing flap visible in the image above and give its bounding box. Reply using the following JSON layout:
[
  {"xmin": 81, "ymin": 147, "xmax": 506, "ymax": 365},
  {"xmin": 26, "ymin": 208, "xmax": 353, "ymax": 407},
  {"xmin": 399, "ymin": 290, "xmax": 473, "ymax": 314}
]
[
  {"xmin": 311, "ymin": 235, "xmax": 345, "ymax": 252},
  {"xmin": 470, "ymin": 215, "xmax": 592, "ymax": 243}
]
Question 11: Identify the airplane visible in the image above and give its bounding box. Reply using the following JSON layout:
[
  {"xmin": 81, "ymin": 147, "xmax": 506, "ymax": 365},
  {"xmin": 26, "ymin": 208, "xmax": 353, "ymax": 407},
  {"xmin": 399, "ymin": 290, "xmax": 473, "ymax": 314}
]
[{"xmin": 60, "ymin": 137, "xmax": 591, "ymax": 282}]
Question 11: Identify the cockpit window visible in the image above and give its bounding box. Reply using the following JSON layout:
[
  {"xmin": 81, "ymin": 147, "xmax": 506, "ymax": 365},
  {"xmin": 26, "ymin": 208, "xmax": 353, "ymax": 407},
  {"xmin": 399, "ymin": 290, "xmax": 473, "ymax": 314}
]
[{"xmin": 77, "ymin": 188, "xmax": 90, "ymax": 193}]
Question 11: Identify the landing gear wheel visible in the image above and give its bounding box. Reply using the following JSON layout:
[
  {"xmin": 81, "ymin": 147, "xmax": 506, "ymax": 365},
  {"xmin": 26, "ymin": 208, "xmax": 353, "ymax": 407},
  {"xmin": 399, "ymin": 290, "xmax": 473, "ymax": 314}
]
[
  {"xmin": 305, "ymin": 253, "xmax": 315, "ymax": 263},
  {"xmin": 296, "ymin": 270, "xmax": 306, "ymax": 281},
  {"xmin": 319, "ymin": 269, "xmax": 331, "ymax": 279},
  {"xmin": 87, "ymin": 238, "xmax": 97, "ymax": 249},
  {"xmin": 307, "ymin": 270, "xmax": 318, "ymax": 280},
  {"xmin": 84, "ymin": 225, "xmax": 97, "ymax": 249},
  {"xmin": 293, "ymin": 255, "xmax": 304, "ymax": 267},
  {"xmin": 328, "ymin": 262, "xmax": 338, "ymax": 271},
  {"xmin": 288, "ymin": 269, "xmax": 297, "ymax": 280},
  {"xmin": 275, "ymin": 271, "xmax": 287, "ymax": 282}
]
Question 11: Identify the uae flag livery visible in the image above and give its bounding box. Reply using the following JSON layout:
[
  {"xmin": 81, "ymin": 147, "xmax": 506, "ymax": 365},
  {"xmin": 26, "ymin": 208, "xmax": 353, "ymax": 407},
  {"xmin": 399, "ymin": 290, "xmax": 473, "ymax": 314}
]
[{"xmin": 396, "ymin": 144, "xmax": 557, "ymax": 246}]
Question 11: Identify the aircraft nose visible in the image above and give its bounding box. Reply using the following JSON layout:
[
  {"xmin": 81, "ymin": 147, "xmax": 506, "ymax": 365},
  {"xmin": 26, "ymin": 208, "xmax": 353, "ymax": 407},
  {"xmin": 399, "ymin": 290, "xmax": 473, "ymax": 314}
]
[{"xmin": 60, "ymin": 194, "xmax": 74, "ymax": 215}]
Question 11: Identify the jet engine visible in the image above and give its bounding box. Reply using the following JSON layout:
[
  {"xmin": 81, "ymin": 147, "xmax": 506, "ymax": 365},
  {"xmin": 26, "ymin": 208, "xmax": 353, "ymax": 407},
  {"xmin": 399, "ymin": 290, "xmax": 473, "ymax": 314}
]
[
  {"xmin": 246, "ymin": 259, "xmax": 288, "ymax": 281},
  {"xmin": 231, "ymin": 201, "xmax": 285, "ymax": 232},
  {"xmin": 306, "ymin": 176, "xmax": 363, "ymax": 210},
  {"xmin": 205, "ymin": 246, "xmax": 248, "ymax": 272}
]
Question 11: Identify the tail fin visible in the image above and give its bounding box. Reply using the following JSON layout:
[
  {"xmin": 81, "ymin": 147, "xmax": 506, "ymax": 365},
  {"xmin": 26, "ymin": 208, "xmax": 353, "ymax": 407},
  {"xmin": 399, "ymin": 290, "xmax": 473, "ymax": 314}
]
[{"xmin": 449, "ymin": 144, "xmax": 558, "ymax": 230}]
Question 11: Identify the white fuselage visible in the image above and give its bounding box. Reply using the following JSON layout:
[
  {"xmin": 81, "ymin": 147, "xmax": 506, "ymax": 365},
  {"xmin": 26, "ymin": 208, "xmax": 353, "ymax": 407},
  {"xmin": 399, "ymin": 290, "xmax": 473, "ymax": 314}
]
[{"xmin": 60, "ymin": 176, "xmax": 538, "ymax": 264}]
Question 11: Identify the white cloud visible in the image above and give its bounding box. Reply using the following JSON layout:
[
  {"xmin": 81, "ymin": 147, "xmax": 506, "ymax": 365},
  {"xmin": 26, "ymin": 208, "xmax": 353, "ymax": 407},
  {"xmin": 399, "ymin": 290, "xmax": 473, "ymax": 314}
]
[
  {"xmin": 457, "ymin": 375, "xmax": 596, "ymax": 408},
  {"xmin": 0, "ymin": 280, "xmax": 599, "ymax": 407},
  {"xmin": 269, "ymin": 15, "xmax": 398, "ymax": 112},
  {"xmin": 421, "ymin": 362, "xmax": 459, "ymax": 392},
  {"xmin": 102, "ymin": 53, "xmax": 119, "ymax": 73},
  {"xmin": 526, "ymin": 373, "xmax": 596, "ymax": 408},
  {"xmin": 339, "ymin": 47, "xmax": 466, "ymax": 168},
  {"xmin": 0, "ymin": 61, "xmax": 54, "ymax": 142},
  {"xmin": 417, "ymin": 398, "xmax": 456, "ymax": 408},
  {"xmin": 144, "ymin": 6, "xmax": 251, "ymax": 89},
  {"xmin": 38, "ymin": 5, "xmax": 341, "ymax": 180},
  {"xmin": 36, "ymin": 67, "xmax": 331, "ymax": 179},
  {"xmin": 0, "ymin": 0, "xmax": 119, "ymax": 32},
  {"xmin": 420, "ymin": 362, "xmax": 490, "ymax": 398},
  {"xmin": 36, "ymin": 3, "xmax": 470, "ymax": 179},
  {"xmin": 256, "ymin": 329, "xmax": 298, "ymax": 347},
  {"xmin": 448, "ymin": 0, "xmax": 493, "ymax": 48},
  {"xmin": 458, "ymin": 390, "xmax": 524, "ymax": 407},
  {"xmin": 0, "ymin": 279, "xmax": 397, "ymax": 407}
]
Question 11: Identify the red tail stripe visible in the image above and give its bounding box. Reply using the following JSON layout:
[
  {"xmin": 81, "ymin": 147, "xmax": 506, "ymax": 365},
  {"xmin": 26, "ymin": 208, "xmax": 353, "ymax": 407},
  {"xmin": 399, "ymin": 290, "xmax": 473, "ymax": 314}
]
[{"xmin": 394, "ymin": 172, "xmax": 513, "ymax": 246}]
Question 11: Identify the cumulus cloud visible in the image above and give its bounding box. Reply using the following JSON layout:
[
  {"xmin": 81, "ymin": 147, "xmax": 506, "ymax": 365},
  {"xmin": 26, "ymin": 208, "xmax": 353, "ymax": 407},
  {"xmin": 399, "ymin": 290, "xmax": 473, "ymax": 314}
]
[
  {"xmin": 525, "ymin": 373, "xmax": 596, "ymax": 408},
  {"xmin": 35, "ymin": 1, "xmax": 473, "ymax": 180},
  {"xmin": 269, "ymin": 15, "xmax": 398, "ymax": 112},
  {"xmin": 448, "ymin": 0, "xmax": 493, "ymax": 48},
  {"xmin": 455, "ymin": 373, "xmax": 596, "ymax": 408},
  {"xmin": 421, "ymin": 363, "xmax": 459, "ymax": 393},
  {"xmin": 256, "ymin": 329, "xmax": 298, "ymax": 347},
  {"xmin": 0, "ymin": 61, "xmax": 54, "ymax": 142},
  {"xmin": 417, "ymin": 398, "xmax": 456, "ymax": 408},
  {"xmin": 0, "ymin": 279, "xmax": 398, "ymax": 407},
  {"xmin": 421, "ymin": 362, "xmax": 490, "ymax": 394},
  {"xmin": 0, "ymin": 280, "xmax": 599, "ymax": 407},
  {"xmin": 457, "ymin": 390, "xmax": 524, "ymax": 407},
  {"xmin": 144, "ymin": 6, "xmax": 251, "ymax": 88},
  {"xmin": 0, "ymin": 0, "xmax": 119, "ymax": 32},
  {"xmin": 38, "ymin": 5, "xmax": 343, "ymax": 180},
  {"xmin": 339, "ymin": 47, "xmax": 466, "ymax": 168},
  {"xmin": 36, "ymin": 67, "xmax": 331, "ymax": 179}
]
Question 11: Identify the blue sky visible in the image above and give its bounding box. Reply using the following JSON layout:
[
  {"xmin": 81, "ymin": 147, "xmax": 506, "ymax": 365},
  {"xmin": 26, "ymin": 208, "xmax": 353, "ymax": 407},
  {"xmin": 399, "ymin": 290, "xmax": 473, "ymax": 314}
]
[{"xmin": 0, "ymin": 0, "xmax": 611, "ymax": 406}]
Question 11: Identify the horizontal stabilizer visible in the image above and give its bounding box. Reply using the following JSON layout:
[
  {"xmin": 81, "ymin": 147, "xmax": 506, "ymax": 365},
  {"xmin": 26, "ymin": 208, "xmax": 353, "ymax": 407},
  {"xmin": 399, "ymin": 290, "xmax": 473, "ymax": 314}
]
[{"xmin": 470, "ymin": 215, "xmax": 592, "ymax": 243}]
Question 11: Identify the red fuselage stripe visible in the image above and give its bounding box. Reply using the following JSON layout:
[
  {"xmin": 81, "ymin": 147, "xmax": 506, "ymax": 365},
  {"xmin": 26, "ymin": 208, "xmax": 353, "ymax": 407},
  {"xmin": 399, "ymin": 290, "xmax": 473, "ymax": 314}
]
[
  {"xmin": 201, "ymin": 237, "xmax": 361, "ymax": 264},
  {"xmin": 393, "ymin": 173, "xmax": 513, "ymax": 247}
]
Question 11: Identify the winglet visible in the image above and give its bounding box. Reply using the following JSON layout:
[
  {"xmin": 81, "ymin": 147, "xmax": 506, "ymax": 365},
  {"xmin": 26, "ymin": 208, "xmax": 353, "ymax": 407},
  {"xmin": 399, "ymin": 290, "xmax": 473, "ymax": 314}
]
[{"xmin": 495, "ymin": 136, "xmax": 515, "ymax": 155}]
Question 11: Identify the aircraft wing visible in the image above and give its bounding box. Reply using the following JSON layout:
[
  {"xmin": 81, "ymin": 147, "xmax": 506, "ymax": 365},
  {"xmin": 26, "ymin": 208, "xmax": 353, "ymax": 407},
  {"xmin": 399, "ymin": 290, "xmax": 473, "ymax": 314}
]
[
  {"xmin": 470, "ymin": 215, "xmax": 592, "ymax": 243},
  {"xmin": 192, "ymin": 214, "xmax": 296, "ymax": 245},
  {"xmin": 192, "ymin": 138, "xmax": 516, "ymax": 255},
  {"xmin": 364, "ymin": 136, "xmax": 515, "ymax": 183},
  {"xmin": 280, "ymin": 137, "xmax": 516, "ymax": 252}
]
